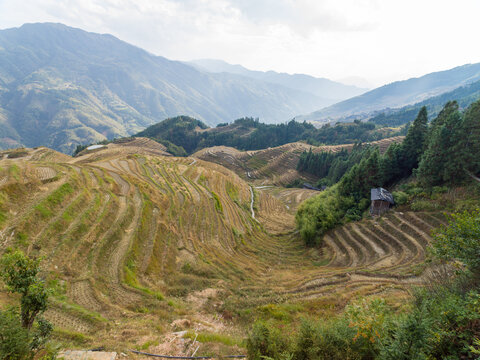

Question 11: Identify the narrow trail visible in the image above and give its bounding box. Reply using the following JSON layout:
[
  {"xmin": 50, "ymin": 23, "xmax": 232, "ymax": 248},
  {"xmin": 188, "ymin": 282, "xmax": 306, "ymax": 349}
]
[{"xmin": 249, "ymin": 186, "xmax": 256, "ymax": 220}]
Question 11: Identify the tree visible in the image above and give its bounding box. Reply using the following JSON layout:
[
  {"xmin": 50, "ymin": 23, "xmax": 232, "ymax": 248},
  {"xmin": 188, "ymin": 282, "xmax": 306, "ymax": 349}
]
[
  {"xmin": 0, "ymin": 250, "xmax": 49, "ymax": 329},
  {"xmin": 428, "ymin": 100, "xmax": 459, "ymax": 130},
  {"xmin": 400, "ymin": 106, "xmax": 428, "ymax": 174},
  {"xmin": 0, "ymin": 250, "xmax": 53, "ymax": 359},
  {"xmin": 417, "ymin": 103, "xmax": 464, "ymax": 186},
  {"xmin": 457, "ymin": 99, "xmax": 480, "ymax": 177}
]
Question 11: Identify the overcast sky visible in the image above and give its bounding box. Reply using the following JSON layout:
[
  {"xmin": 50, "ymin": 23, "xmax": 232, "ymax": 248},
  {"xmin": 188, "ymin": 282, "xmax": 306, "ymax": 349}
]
[{"xmin": 1, "ymin": 0, "xmax": 480, "ymax": 87}]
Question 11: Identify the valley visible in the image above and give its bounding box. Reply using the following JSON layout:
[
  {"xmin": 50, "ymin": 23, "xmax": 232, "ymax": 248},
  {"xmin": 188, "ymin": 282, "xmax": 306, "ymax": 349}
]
[{"xmin": 0, "ymin": 137, "xmax": 440, "ymax": 357}]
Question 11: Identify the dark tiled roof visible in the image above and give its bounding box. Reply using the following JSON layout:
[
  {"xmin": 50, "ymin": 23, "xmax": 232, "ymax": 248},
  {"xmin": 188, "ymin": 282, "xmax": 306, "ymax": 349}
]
[{"xmin": 371, "ymin": 187, "xmax": 394, "ymax": 204}]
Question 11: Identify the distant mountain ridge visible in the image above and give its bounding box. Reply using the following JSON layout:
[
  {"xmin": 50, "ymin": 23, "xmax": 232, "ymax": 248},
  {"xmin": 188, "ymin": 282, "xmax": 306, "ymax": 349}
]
[
  {"xmin": 369, "ymin": 79, "xmax": 480, "ymax": 127},
  {"xmin": 0, "ymin": 23, "xmax": 330, "ymax": 153},
  {"xmin": 188, "ymin": 58, "xmax": 368, "ymax": 104},
  {"xmin": 298, "ymin": 63, "xmax": 480, "ymax": 123}
]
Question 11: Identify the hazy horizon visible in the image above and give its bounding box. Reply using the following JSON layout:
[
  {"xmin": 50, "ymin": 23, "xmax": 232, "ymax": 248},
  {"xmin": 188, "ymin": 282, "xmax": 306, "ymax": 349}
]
[{"xmin": 1, "ymin": 0, "xmax": 480, "ymax": 87}]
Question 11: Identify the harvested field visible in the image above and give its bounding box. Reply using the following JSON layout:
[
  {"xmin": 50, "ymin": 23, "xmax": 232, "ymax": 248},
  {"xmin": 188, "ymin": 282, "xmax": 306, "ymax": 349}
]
[
  {"xmin": 193, "ymin": 137, "xmax": 404, "ymax": 185},
  {"xmin": 0, "ymin": 139, "xmax": 444, "ymax": 358}
]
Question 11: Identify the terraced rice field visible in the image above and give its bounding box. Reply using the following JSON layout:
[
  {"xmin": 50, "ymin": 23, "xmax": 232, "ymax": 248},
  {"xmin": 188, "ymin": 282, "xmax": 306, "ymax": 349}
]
[
  {"xmin": 0, "ymin": 139, "xmax": 444, "ymax": 355},
  {"xmin": 193, "ymin": 136, "xmax": 404, "ymax": 185}
]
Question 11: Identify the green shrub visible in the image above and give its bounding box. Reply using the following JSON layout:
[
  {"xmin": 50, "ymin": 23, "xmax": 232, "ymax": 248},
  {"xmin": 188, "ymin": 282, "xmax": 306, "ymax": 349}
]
[
  {"xmin": 430, "ymin": 209, "xmax": 480, "ymax": 272},
  {"xmin": 292, "ymin": 318, "xmax": 369, "ymax": 360},
  {"xmin": 295, "ymin": 185, "xmax": 351, "ymax": 246},
  {"xmin": 410, "ymin": 200, "xmax": 439, "ymax": 211},
  {"xmin": 0, "ymin": 310, "xmax": 30, "ymax": 360},
  {"xmin": 392, "ymin": 191, "xmax": 408, "ymax": 205},
  {"xmin": 246, "ymin": 321, "xmax": 292, "ymax": 360}
]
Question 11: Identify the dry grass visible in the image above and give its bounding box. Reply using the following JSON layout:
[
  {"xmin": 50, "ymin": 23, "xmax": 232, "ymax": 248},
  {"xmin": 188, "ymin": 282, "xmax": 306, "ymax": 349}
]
[
  {"xmin": 193, "ymin": 137, "xmax": 404, "ymax": 185},
  {"xmin": 0, "ymin": 139, "xmax": 441, "ymax": 358}
]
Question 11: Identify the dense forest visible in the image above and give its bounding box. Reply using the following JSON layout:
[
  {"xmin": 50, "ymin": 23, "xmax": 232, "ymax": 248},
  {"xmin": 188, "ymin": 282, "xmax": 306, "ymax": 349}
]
[
  {"xmin": 134, "ymin": 116, "xmax": 403, "ymax": 156},
  {"xmin": 297, "ymin": 144, "xmax": 375, "ymax": 186}
]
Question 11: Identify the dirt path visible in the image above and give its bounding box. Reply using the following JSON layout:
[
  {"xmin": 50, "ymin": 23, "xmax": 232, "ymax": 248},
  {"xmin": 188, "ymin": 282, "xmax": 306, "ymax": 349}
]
[{"xmin": 249, "ymin": 186, "xmax": 256, "ymax": 220}]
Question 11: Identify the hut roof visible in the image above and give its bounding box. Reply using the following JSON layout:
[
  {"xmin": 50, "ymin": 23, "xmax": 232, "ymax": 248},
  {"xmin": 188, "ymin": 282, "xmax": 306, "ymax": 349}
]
[{"xmin": 371, "ymin": 188, "xmax": 394, "ymax": 204}]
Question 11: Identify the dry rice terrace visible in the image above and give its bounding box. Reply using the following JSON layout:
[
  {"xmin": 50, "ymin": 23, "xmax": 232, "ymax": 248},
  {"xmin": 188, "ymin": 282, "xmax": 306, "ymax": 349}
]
[
  {"xmin": 193, "ymin": 136, "xmax": 404, "ymax": 186},
  {"xmin": 0, "ymin": 137, "xmax": 442, "ymax": 357}
]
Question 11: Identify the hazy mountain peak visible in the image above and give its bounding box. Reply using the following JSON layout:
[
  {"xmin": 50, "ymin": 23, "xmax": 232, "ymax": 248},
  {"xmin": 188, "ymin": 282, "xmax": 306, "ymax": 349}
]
[
  {"xmin": 187, "ymin": 58, "xmax": 368, "ymax": 101},
  {"xmin": 336, "ymin": 76, "xmax": 374, "ymax": 90}
]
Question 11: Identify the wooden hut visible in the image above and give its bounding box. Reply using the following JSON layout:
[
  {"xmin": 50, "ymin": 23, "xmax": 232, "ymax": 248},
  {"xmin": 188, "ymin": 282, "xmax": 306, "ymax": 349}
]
[{"xmin": 370, "ymin": 188, "xmax": 394, "ymax": 216}]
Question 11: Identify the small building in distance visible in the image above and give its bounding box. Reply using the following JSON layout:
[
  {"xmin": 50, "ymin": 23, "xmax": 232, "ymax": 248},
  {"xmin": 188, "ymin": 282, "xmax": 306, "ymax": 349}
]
[{"xmin": 370, "ymin": 188, "xmax": 394, "ymax": 216}]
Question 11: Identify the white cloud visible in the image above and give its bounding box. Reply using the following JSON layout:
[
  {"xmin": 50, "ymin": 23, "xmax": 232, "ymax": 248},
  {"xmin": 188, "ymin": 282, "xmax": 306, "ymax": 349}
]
[{"xmin": 0, "ymin": 0, "xmax": 479, "ymax": 86}]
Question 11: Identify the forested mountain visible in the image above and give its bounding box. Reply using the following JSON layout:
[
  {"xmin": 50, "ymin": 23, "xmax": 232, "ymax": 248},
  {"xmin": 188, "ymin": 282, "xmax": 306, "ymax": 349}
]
[
  {"xmin": 298, "ymin": 63, "xmax": 480, "ymax": 124},
  {"xmin": 0, "ymin": 23, "xmax": 327, "ymax": 153},
  {"xmin": 134, "ymin": 116, "xmax": 403, "ymax": 156},
  {"xmin": 188, "ymin": 59, "xmax": 367, "ymax": 105},
  {"xmin": 369, "ymin": 79, "xmax": 480, "ymax": 126}
]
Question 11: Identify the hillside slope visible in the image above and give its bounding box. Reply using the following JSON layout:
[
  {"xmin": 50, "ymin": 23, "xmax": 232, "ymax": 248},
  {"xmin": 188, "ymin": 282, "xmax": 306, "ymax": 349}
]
[
  {"xmin": 0, "ymin": 23, "xmax": 326, "ymax": 153},
  {"xmin": 135, "ymin": 115, "xmax": 404, "ymax": 156},
  {"xmin": 193, "ymin": 136, "xmax": 404, "ymax": 185},
  {"xmin": 0, "ymin": 141, "xmax": 437, "ymax": 355},
  {"xmin": 299, "ymin": 63, "xmax": 480, "ymax": 123}
]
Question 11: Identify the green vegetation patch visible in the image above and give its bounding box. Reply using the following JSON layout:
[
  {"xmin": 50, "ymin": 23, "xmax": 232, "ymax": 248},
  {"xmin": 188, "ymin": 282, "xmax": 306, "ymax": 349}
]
[
  {"xmin": 34, "ymin": 182, "xmax": 75, "ymax": 218},
  {"xmin": 212, "ymin": 191, "xmax": 223, "ymax": 213},
  {"xmin": 226, "ymin": 181, "xmax": 239, "ymax": 201},
  {"xmin": 184, "ymin": 331, "xmax": 245, "ymax": 348}
]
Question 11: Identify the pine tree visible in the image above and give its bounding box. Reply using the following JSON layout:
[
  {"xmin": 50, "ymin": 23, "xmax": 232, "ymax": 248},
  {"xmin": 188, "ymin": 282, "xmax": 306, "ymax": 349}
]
[
  {"xmin": 401, "ymin": 106, "xmax": 428, "ymax": 174},
  {"xmin": 457, "ymin": 99, "xmax": 480, "ymax": 177},
  {"xmin": 417, "ymin": 104, "xmax": 464, "ymax": 186},
  {"xmin": 429, "ymin": 101, "xmax": 459, "ymax": 129}
]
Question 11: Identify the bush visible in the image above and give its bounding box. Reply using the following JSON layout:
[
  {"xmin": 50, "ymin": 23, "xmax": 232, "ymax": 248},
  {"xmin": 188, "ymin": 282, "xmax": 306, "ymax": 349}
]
[
  {"xmin": 392, "ymin": 191, "xmax": 408, "ymax": 205},
  {"xmin": 295, "ymin": 186, "xmax": 351, "ymax": 246},
  {"xmin": 430, "ymin": 209, "xmax": 480, "ymax": 272},
  {"xmin": 410, "ymin": 200, "xmax": 439, "ymax": 211},
  {"xmin": 246, "ymin": 321, "xmax": 292, "ymax": 360},
  {"xmin": 380, "ymin": 286, "xmax": 480, "ymax": 359},
  {"xmin": 0, "ymin": 309, "xmax": 31, "ymax": 360}
]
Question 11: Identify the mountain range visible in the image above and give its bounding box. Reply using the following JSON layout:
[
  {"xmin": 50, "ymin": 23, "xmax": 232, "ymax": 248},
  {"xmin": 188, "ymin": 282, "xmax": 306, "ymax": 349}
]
[
  {"xmin": 368, "ymin": 79, "xmax": 480, "ymax": 126},
  {"xmin": 188, "ymin": 59, "xmax": 367, "ymax": 103},
  {"xmin": 298, "ymin": 63, "xmax": 480, "ymax": 123},
  {"xmin": 1, "ymin": 22, "xmax": 480, "ymax": 154},
  {"xmin": 0, "ymin": 23, "xmax": 352, "ymax": 153}
]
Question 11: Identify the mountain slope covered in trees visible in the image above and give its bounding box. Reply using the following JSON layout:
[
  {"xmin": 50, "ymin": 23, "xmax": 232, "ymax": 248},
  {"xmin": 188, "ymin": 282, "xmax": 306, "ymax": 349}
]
[
  {"xmin": 134, "ymin": 116, "xmax": 403, "ymax": 156},
  {"xmin": 0, "ymin": 23, "xmax": 328, "ymax": 153}
]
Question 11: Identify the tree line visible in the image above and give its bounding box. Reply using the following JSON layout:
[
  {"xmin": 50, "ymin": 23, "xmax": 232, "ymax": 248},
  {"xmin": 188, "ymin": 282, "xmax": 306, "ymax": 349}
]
[{"xmin": 134, "ymin": 116, "xmax": 403, "ymax": 156}]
